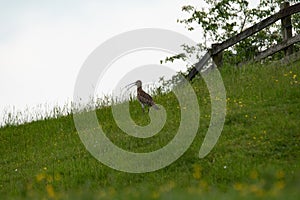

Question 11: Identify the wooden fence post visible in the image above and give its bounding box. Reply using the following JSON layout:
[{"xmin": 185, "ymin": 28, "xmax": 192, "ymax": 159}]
[
  {"xmin": 211, "ymin": 43, "xmax": 223, "ymax": 67},
  {"xmin": 281, "ymin": 2, "xmax": 293, "ymax": 56}
]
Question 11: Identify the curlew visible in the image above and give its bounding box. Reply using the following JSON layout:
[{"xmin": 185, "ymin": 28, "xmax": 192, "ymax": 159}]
[{"xmin": 126, "ymin": 80, "xmax": 159, "ymax": 112}]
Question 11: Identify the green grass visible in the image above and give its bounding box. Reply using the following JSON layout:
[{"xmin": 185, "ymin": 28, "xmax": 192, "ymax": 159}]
[{"xmin": 0, "ymin": 60, "xmax": 300, "ymax": 199}]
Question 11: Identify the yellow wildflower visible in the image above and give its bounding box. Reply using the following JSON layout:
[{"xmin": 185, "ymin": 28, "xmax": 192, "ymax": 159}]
[
  {"xmin": 274, "ymin": 180, "xmax": 285, "ymax": 190},
  {"xmin": 233, "ymin": 183, "xmax": 244, "ymax": 191},
  {"xmin": 46, "ymin": 185, "xmax": 55, "ymax": 199},
  {"xmin": 193, "ymin": 164, "xmax": 202, "ymax": 179},
  {"xmin": 36, "ymin": 173, "xmax": 46, "ymax": 182},
  {"xmin": 293, "ymin": 74, "xmax": 297, "ymax": 79}
]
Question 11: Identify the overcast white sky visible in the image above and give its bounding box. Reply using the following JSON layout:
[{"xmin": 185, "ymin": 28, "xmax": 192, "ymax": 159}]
[{"xmin": 0, "ymin": 0, "xmax": 259, "ymax": 124}]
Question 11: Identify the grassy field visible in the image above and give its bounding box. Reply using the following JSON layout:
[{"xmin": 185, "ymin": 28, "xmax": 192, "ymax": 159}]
[{"xmin": 0, "ymin": 60, "xmax": 300, "ymax": 199}]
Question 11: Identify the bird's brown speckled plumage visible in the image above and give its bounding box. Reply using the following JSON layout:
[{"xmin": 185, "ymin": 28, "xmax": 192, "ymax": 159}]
[{"xmin": 128, "ymin": 80, "xmax": 159, "ymax": 112}]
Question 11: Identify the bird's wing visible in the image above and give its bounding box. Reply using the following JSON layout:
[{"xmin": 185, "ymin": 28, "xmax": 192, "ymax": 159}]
[{"xmin": 138, "ymin": 90, "xmax": 155, "ymax": 106}]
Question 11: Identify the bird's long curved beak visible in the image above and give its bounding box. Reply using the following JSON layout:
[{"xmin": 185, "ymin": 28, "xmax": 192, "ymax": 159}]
[{"xmin": 125, "ymin": 82, "xmax": 136, "ymax": 89}]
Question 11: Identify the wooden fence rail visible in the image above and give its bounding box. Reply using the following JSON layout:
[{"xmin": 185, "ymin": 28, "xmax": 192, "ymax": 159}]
[{"xmin": 255, "ymin": 34, "xmax": 300, "ymax": 61}]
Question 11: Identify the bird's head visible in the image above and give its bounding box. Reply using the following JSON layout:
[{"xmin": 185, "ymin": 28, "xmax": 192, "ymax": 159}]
[
  {"xmin": 125, "ymin": 80, "xmax": 142, "ymax": 89},
  {"xmin": 135, "ymin": 80, "xmax": 142, "ymax": 87}
]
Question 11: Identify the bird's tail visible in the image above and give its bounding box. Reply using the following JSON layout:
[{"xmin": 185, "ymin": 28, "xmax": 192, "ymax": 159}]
[{"xmin": 152, "ymin": 104, "xmax": 160, "ymax": 110}]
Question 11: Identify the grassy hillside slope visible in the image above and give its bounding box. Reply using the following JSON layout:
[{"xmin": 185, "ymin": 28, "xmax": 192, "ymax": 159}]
[{"xmin": 0, "ymin": 60, "xmax": 300, "ymax": 199}]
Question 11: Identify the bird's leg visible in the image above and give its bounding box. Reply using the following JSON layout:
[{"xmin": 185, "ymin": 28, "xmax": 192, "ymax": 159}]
[{"xmin": 139, "ymin": 102, "xmax": 145, "ymax": 113}]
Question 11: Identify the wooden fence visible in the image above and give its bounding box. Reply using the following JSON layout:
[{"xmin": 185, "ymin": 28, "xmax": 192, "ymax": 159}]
[{"xmin": 188, "ymin": 2, "xmax": 300, "ymax": 81}]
